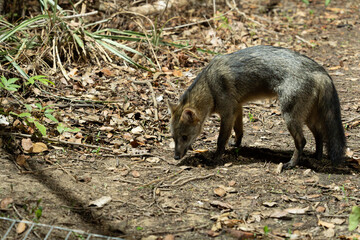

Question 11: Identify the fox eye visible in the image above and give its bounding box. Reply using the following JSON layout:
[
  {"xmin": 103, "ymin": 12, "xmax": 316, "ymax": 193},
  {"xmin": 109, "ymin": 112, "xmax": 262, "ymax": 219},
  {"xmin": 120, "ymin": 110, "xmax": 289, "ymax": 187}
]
[{"xmin": 182, "ymin": 135, "xmax": 188, "ymax": 141}]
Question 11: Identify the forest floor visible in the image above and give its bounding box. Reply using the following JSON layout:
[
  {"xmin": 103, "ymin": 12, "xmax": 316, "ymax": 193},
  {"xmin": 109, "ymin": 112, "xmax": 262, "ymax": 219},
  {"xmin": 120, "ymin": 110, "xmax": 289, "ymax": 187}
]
[{"xmin": 1, "ymin": 0, "xmax": 360, "ymax": 239}]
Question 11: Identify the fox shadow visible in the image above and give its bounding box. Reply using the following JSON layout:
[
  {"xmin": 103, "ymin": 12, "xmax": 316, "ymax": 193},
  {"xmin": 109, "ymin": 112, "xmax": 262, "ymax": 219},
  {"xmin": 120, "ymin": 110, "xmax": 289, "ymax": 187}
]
[{"xmin": 178, "ymin": 146, "xmax": 358, "ymax": 174}]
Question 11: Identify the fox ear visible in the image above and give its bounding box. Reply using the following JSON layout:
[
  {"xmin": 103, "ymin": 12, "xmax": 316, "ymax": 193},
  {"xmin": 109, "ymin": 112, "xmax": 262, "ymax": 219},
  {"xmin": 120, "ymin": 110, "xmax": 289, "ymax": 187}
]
[
  {"xmin": 167, "ymin": 100, "xmax": 177, "ymax": 115},
  {"xmin": 181, "ymin": 108, "xmax": 199, "ymax": 124}
]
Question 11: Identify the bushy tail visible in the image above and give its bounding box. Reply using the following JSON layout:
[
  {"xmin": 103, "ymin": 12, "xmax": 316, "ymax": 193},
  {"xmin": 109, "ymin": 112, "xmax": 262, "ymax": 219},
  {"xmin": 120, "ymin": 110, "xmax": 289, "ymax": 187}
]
[{"xmin": 319, "ymin": 80, "xmax": 346, "ymax": 165}]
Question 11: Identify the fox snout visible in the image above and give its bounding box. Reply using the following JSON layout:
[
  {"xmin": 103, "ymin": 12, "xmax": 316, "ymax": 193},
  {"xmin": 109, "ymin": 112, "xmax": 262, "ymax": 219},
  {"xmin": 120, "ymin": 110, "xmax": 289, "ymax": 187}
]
[{"xmin": 174, "ymin": 148, "xmax": 187, "ymax": 160}]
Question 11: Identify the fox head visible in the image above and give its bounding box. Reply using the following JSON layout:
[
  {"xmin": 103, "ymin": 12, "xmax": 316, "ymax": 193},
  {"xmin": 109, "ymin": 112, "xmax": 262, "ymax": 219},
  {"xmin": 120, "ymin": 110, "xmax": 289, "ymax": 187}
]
[{"xmin": 168, "ymin": 101, "xmax": 203, "ymax": 160}]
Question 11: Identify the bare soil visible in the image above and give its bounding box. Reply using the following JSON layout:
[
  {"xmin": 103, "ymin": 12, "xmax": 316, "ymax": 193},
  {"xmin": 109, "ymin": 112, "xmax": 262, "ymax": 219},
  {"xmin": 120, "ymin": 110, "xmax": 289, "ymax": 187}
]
[{"xmin": 1, "ymin": 0, "xmax": 360, "ymax": 239}]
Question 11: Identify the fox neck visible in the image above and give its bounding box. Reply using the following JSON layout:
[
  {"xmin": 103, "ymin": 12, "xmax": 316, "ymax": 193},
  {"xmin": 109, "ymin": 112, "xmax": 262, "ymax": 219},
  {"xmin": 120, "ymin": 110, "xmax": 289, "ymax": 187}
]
[{"xmin": 180, "ymin": 81, "xmax": 214, "ymax": 123}]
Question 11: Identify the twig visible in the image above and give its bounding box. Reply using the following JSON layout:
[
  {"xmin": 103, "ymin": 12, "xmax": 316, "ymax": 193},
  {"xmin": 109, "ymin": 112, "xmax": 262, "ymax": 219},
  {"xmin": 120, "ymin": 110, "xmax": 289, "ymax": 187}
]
[
  {"xmin": 61, "ymin": 11, "xmax": 99, "ymax": 20},
  {"xmin": 139, "ymin": 168, "xmax": 185, "ymax": 188},
  {"xmin": 295, "ymin": 35, "xmax": 313, "ymax": 47},
  {"xmin": 146, "ymin": 223, "xmax": 210, "ymax": 235},
  {"xmin": 163, "ymin": 173, "xmax": 216, "ymax": 187},
  {"xmin": 131, "ymin": 80, "xmax": 159, "ymax": 121}
]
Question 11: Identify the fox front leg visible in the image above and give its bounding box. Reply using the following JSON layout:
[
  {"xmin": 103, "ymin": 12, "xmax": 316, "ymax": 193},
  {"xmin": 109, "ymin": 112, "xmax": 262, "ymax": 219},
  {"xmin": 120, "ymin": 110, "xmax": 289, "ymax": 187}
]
[{"xmin": 213, "ymin": 115, "xmax": 234, "ymax": 161}]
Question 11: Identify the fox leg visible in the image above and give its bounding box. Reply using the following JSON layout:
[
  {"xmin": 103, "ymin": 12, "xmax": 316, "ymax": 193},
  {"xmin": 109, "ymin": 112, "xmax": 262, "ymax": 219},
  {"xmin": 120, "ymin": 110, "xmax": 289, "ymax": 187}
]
[
  {"xmin": 307, "ymin": 124, "xmax": 324, "ymax": 160},
  {"xmin": 283, "ymin": 113, "xmax": 307, "ymax": 169},
  {"xmin": 214, "ymin": 114, "xmax": 234, "ymax": 160},
  {"xmin": 233, "ymin": 106, "xmax": 243, "ymax": 147}
]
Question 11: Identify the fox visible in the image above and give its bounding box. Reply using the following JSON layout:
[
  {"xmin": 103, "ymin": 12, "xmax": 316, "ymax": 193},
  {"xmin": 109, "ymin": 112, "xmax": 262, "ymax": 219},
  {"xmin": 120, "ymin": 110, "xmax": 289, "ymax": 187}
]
[{"xmin": 168, "ymin": 45, "xmax": 346, "ymax": 169}]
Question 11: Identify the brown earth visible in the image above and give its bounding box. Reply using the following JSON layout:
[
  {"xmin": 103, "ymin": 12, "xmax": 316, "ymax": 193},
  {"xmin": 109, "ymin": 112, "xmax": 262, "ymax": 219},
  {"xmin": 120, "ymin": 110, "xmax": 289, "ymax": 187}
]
[{"xmin": 1, "ymin": 0, "xmax": 360, "ymax": 239}]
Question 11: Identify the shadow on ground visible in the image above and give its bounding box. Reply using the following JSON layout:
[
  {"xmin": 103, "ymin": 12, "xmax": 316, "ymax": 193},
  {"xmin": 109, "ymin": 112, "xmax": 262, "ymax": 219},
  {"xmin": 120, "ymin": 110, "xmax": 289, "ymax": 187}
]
[{"xmin": 179, "ymin": 146, "xmax": 358, "ymax": 174}]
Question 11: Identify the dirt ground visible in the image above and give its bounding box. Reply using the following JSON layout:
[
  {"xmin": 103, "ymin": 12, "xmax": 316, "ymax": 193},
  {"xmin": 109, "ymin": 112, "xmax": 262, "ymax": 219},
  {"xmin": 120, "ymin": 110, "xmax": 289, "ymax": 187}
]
[{"xmin": 1, "ymin": 0, "xmax": 360, "ymax": 239}]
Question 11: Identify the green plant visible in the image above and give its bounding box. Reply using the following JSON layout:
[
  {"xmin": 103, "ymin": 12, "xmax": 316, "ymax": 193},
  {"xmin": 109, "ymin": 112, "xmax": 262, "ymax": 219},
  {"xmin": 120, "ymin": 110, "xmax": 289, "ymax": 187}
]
[
  {"xmin": 248, "ymin": 112, "xmax": 254, "ymax": 122},
  {"xmin": 349, "ymin": 206, "xmax": 360, "ymax": 231},
  {"xmin": 263, "ymin": 225, "xmax": 269, "ymax": 235},
  {"xmin": 301, "ymin": 0, "xmax": 331, "ymax": 6}
]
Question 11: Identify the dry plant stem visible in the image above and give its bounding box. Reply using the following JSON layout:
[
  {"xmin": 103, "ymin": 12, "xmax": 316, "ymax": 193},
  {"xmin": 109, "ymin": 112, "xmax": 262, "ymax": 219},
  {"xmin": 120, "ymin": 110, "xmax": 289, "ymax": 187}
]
[
  {"xmin": 61, "ymin": 11, "xmax": 98, "ymax": 20},
  {"xmin": 139, "ymin": 168, "xmax": 185, "ymax": 188},
  {"xmin": 135, "ymin": 20, "xmax": 161, "ymax": 71},
  {"xmin": 55, "ymin": 43, "xmax": 70, "ymax": 80},
  {"xmin": 169, "ymin": 173, "xmax": 216, "ymax": 187},
  {"xmin": 161, "ymin": 8, "xmax": 235, "ymax": 31},
  {"xmin": 131, "ymin": 80, "xmax": 159, "ymax": 121},
  {"xmin": 146, "ymin": 223, "xmax": 210, "ymax": 235},
  {"xmin": 295, "ymin": 35, "xmax": 313, "ymax": 47}
]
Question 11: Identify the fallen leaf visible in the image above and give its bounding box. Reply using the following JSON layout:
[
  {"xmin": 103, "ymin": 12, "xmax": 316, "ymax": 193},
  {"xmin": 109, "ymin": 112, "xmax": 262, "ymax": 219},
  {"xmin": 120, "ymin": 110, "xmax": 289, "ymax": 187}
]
[
  {"xmin": 210, "ymin": 200, "xmax": 233, "ymax": 210},
  {"xmin": 193, "ymin": 148, "xmax": 208, "ymax": 153},
  {"xmin": 16, "ymin": 221, "xmax": 27, "ymax": 234},
  {"xmin": 207, "ymin": 230, "xmax": 221, "ymax": 237},
  {"xmin": 173, "ymin": 69, "xmax": 183, "ymax": 77},
  {"xmin": 131, "ymin": 170, "xmax": 140, "ymax": 178},
  {"xmin": 88, "ymin": 196, "xmax": 112, "ymax": 207},
  {"xmin": 270, "ymin": 210, "xmax": 290, "ymax": 219},
  {"xmin": 318, "ymin": 219, "xmax": 335, "ymax": 229},
  {"xmin": 316, "ymin": 206, "xmax": 326, "ymax": 213},
  {"xmin": 275, "ymin": 162, "xmax": 283, "ymax": 174},
  {"xmin": 0, "ymin": 197, "xmax": 14, "ymax": 209},
  {"xmin": 226, "ymin": 229, "xmax": 256, "ymax": 239},
  {"xmin": 163, "ymin": 234, "xmax": 175, "ymax": 240},
  {"xmin": 131, "ymin": 126, "xmax": 143, "ymax": 134},
  {"xmin": 21, "ymin": 138, "xmax": 33, "ymax": 152},
  {"xmin": 101, "ymin": 68, "xmax": 115, "ymax": 77},
  {"xmin": 285, "ymin": 206, "xmax": 309, "ymax": 214},
  {"xmin": 16, "ymin": 155, "xmax": 28, "ymax": 167},
  {"xmin": 263, "ymin": 201, "xmax": 278, "ymax": 207},
  {"xmin": 228, "ymin": 180, "xmax": 236, "ymax": 186},
  {"xmin": 323, "ymin": 228, "xmax": 335, "ymax": 238},
  {"xmin": 214, "ymin": 187, "xmax": 226, "ymax": 197},
  {"xmin": 331, "ymin": 218, "xmax": 345, "ymax": 225},
  {"xmin": 146, "ymin": 157, "xmax": 160, "ymax": 163},
  {"xmin": 32, "ymin": 142, "xmax": 48, "ymax": 153}
]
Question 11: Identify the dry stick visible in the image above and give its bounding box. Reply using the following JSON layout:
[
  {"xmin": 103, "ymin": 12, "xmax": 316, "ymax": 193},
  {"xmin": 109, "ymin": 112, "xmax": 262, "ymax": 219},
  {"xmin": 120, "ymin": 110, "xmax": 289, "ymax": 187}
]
[
  {"xmin": 296, "ymin": 35, "xmax": 313, "ymax": 47},
  {"xmin": 139, "ymin": 168, "xmax": 185, "ymax": 188},
  {"xmin": 132, "ymin": 80, "xmax": 159, "ymax": 121},
  {"xmin": 146, "ymin": 223, "xmax": 210, "ymax": 235},
  {"xmin": 169, "ymin": 173, "xmax": 216, "ymax": 187}
]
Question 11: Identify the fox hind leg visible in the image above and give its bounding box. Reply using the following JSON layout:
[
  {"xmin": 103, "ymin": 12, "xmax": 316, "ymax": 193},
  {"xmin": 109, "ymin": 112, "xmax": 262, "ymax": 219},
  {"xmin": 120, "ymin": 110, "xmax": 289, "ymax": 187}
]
[
  {"xmin": 283, "ymin": 113, "xmax": 307, "ymax": 169},
  {"xmin": 307, "ymin": 122, "xmax": 324, "ymax": 160},
  {"xmin": 233, "ymin": 106, "xmax": 243, "ymax": 147}
]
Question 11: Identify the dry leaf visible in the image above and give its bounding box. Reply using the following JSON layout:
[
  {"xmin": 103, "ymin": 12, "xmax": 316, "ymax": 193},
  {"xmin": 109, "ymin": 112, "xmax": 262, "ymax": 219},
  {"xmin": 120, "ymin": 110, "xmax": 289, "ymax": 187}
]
[
  {"xmin": 163, "ymin": 234, "xmax": 175, "ymax": 240},
  {"xmin": 323, "ymin": 228, "xmax": 335, "ymax": 238},
  {"xmin": 101, "ymin": 68, "xmax": 115, "ymax": 77},
  {"xmin": 146, "ymin": 157, "xmax": 160, "ymax": 163},
  {"xmin": 88, "ymin": 196, "xmax": 112, "ymax": 207},
  {"xmin": 275, "ymin": 162, "xmax": 283, "ymax": 174},
  {"xmin": 214, "ymin": 187, "xmax": 226, "ymax": 197},
  {"xmin": 318, "ymin": 219, "xmax": 335, "ymax": 229},
  {"xmin": 331, "ymin": 218, "xmax": 345, "ymax": 225},
  {"xmin": 226, "ymin": 229, "xmax": 256, "ymax": 239},
  {"xmin": 131, "ymin": 126, "xmax": 143, "ymax": 134},
  {"xmin": 32, "ymin": 142, "xmax": 48, "ymax": 153},
  {"xmin": 131, "ymin": 170, "xmax": 140, "ymax": 178},
  {"xmin": 210, "ymin": 200, "xmax": 233, "ymax": 210},
  {"xmin": 193, "ymin": 149, "xmax": 208, "ymax": 153},
  {"xmin": 0, "ymin": 197, "xmax": 14, "ymax": 209},
  {"xmin": 228, "ymin": 180, "xmax": 236, "ymax": 186},
  {"xmin": 316, "ymin": 206, "xmax": 326, "ymax": 213},
  {"xmin": 263, "ymin": 201, "xmax": 278, "ymax": 207},
  {"xmin": 21, "ymin": 138, "xmax": 33, "ymax": 152},
  {"xmin": 16, "ymin": 221, "xmax": 27, "ymax": 234},
  {"xmin": 173, "ymin": 70, "xmax": 183, "ymax": 77},
  {"xmin": 270, "ymin": 210, "xmax": 290, "ymax": 219},
  {"xmin": 285, "ymin": 207, "xmax": 309, "ymax": 214},
  {"xmin": 16, "ymin": 155, "xmax": 28, "ymax": 167}
]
